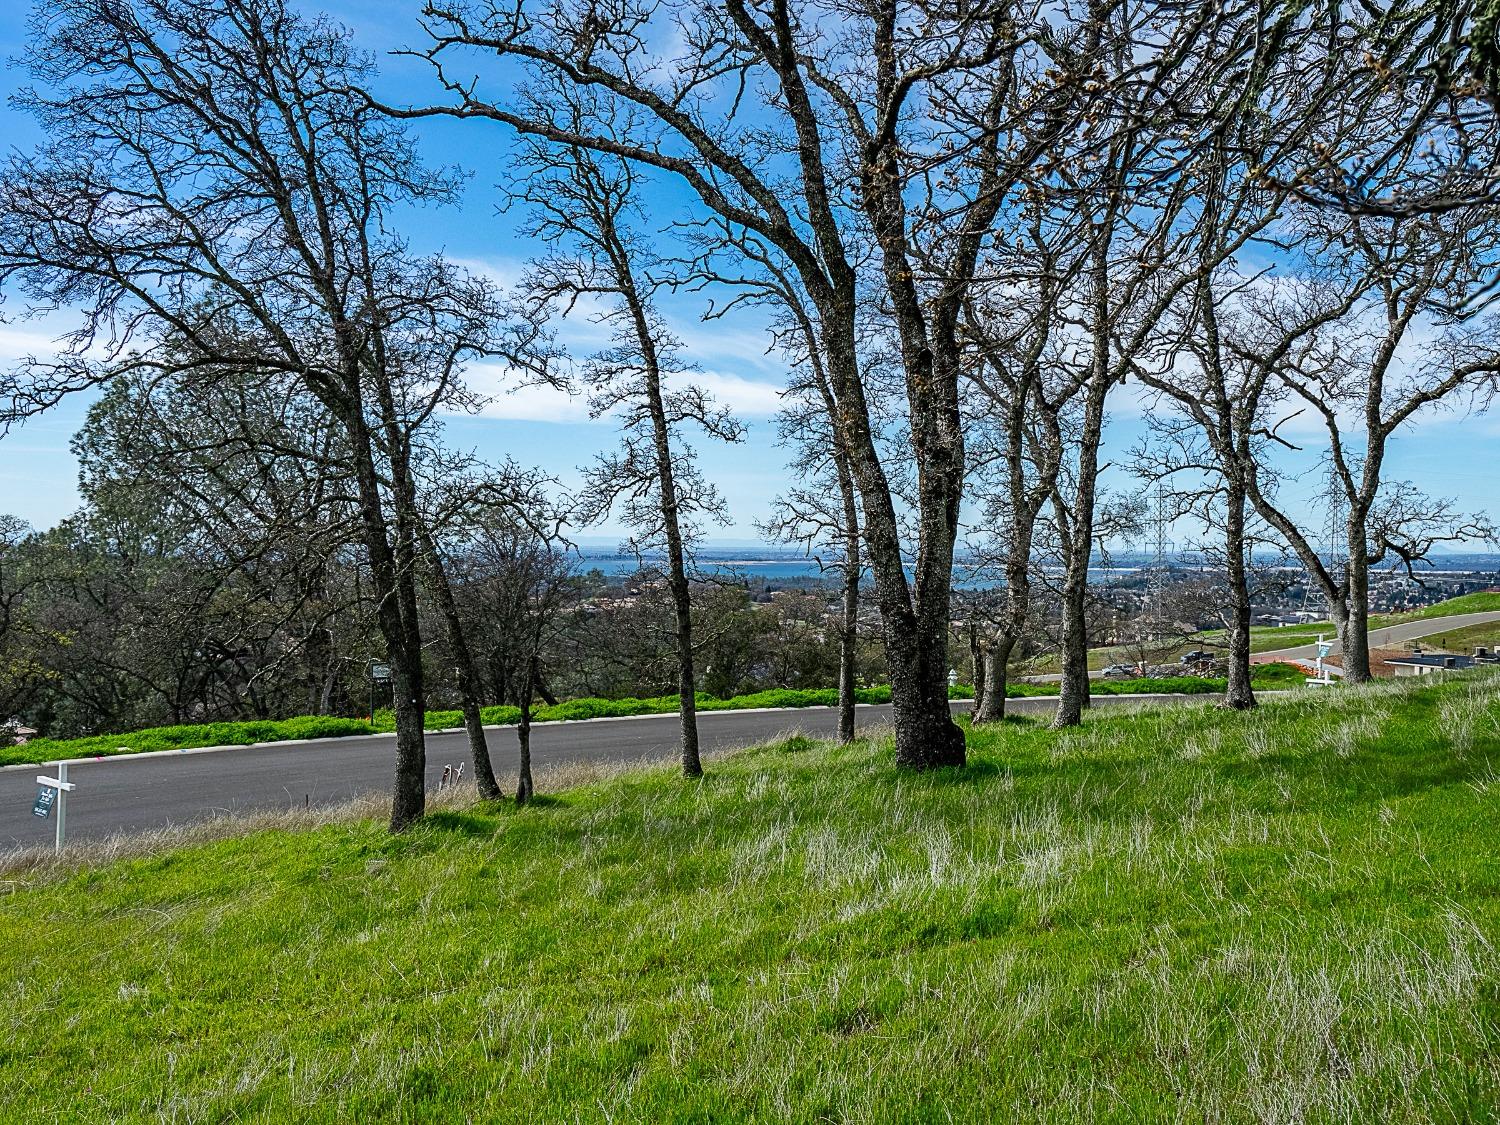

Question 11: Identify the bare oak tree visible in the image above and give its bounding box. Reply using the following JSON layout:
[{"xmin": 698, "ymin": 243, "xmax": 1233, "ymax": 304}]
[
  {"xmin": 509, "ymin": 111, "xmax": 744, "ymax": 778},
  {"xmin": 387, "ymin": 0, "xmax": 1136, "ymax": 768},
  {"xmin": 0, "ymin": 0, "xmax": 502, "ymax": 829}
]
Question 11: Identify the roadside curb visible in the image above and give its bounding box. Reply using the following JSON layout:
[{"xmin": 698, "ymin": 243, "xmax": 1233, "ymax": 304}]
[
  {"xmin": 0, "ymin": 692, "xmax": 1233, "ymax": 772},
  {"xmin": 0, "ymin": 703, "xmax": 902, "ymax": 770}
]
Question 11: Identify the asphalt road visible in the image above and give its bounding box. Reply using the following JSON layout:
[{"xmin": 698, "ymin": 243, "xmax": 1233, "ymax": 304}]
[
  {"xmin": 1253, "ymin": 610, "xmax": 1500, "ymax": 662},
  {"xmin": 0, "ymin": 695, "xmax": 1194, "ymax": 848}
]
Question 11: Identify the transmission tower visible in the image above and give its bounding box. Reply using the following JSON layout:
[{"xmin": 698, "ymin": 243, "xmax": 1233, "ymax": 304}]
[{"xmin": 1303, "ymin": 458, "xmax": 1348, "ymax": 618}]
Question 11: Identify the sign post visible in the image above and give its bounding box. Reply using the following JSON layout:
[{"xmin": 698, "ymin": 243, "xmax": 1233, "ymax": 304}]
[
  {"xmin": 33, "ymin": 761, "xmax": 76, "ymax": 853},
  {"xmin": 369, "ymin": 662, "xmax": 391, "ymax": 721},
  {"xmin": 1308, "ymin": 635, "xmax": 1336, "ymax": 687}
]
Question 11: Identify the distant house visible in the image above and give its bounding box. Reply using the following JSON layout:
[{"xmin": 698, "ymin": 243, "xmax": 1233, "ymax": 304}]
[
  {"xmin": 2, "ymin": 719, "xmax": 37, "ymax": 745},
  {"xmin": 1253, "ymin": 609, "xmax": 1324, "ymax": 627},
  {"xmin": 1386, "ymin": 650, "xmax": 1499, "ymax": 677}
]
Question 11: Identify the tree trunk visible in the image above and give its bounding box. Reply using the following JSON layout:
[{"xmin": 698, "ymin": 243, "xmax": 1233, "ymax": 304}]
[
  {"xmin": 616, "ymin": 256, "xmax": 703, "ymax": 779},
  {"xmin": 835, "ymin": 454, "xmax": 861, "ymax": 744},
  {"xmin": 969, "ymin": 630, "xmax": 987, "ymax": 722},
  {"xmin": 854, "ymin": 448, "xmax": 965, "ymax": 769},
  {"xmin": 670, "ymin": 569, "xmax": 702, "ymax": 777},
  {"xmin": 837, "ymin": 555, "xmax": 859, "ymax": 743},
  {"xmin": 420, "ymin": 531, "xmax": 502, "ymax": 801},
  {"xmin": 516, "ymin": 654, "xmax": 536, "ymax": 805},
  {"xmin": 1054, "ymin": 584, "xmax": 1091, "ymax": 728},
  {"xmin": 883, "ymin": 616, "xmax": 966, "ymax": 768},
  {"xmin": 345, "ymin": 413, "xmax": 426, "ymax": 832},
  {"xmin": 824, "ymin": 303, "xmax": 964, "ymax": 769},
  {"xmin": 645, "ymin": 379, "xmax": 701, "ymax": 777},
  {"xmin": 1222, "ymin": 479, "xmax": 1257, "ymax": 710},
  {"xmin": 977, "ymin": 636, "xmax": 1014, "ymax": 723},
  {"xmin": 1052, "ymin": 244, "xmax": 1111, "ymax": 731},
  {"xmin": 1053, "ymin": 424, "xmax": 1101, "ymax": 731},
  {"xmin": 1341, "ymin": 548, "xmax": 1373, "ymax": 683}
]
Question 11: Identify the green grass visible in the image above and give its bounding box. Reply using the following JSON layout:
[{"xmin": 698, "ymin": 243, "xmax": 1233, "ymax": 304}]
[
  {"xmin": 6, "ymin": 672, "xmax": 1500, "ymax": 1121},
  {"xmin": 2, "ymin": 690, "xmax": 903, "ymax": 767},
  {"xmin": 1025, "ymin": 624, "xmax": 1328, "ymax": 671},
  {"xmin": 1377, "ymin": 591, "xmax": 1500, "ymax": 623},
  {"xmin": 1405, "ymin": 621, "xmax": 1500, "ymax": 654},
  {"xmin": 8, "ymin": 672, "xmax": 1303, "ymax": 768},
  {"xmin": 1, "ymin": 714, "xmax": 377, "ymax": 768},
  {"xmin": 1002, "ymin": 661, "xmax": 1308, "ymax": 698}
]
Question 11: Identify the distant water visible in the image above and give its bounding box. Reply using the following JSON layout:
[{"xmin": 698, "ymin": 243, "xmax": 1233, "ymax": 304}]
[
  {"xmin": 578, "ymin": 552, "xmax": 839, "ymax": 581},
  {"xmin": 578, "ymin": 552, "xmax": 1175, "ymax": 586},
  {"xmin": 577, "ymin": 549, "xmax": 1500, "ymax": 586}
]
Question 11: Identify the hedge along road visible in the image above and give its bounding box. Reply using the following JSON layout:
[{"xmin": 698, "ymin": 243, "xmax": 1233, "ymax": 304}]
[{"xmin": 0, "ymin": 694, "xmax": 1217, "ymax": 849}]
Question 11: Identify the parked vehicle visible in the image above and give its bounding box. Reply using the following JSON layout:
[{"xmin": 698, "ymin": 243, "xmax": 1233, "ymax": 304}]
[{"xmin": 1100, "ymin": 664, "xmax": 1137, "ymax": 678}]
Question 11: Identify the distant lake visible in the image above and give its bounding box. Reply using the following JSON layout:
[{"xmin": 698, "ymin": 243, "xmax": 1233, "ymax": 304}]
[
  {"xmin": 575, "ymin": 550, "xmax": 1500, "ymax": 587},
  {"xmin": 577, "ymin": 553, "xmax": 843, "ymax": 581},
  {"xmin": 576, "ymin": 552, "xmax": 1201, "ymax": 587}
]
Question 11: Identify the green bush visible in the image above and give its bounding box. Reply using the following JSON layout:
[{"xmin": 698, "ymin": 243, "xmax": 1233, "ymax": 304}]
[
  {"xmin": 3, "ymin": 661, "xmax": 1311, "ymax": 768},
  {"xmin": 5, "ymin": 716, "xmax": 377, "ymax": 768}
]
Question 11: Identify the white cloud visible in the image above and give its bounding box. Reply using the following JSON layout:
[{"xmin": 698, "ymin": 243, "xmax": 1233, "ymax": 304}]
[
  {"xmin": 684, "ymin": 368, "xmax": 785, "ymax": 416},
  {"xmin": 458, "ymin": 361, "xmax": 786, "ymax": 423},
  {"xmin": 462, "ymin": 362, "xmax": 594, "ymax": 423},
  {"xmin": 0, "ymin": 316, "xmax": 88, "ymax": 362},
  {"xmin": 445, "ymin": 255, "xmax": 526, "ymax": 290}
]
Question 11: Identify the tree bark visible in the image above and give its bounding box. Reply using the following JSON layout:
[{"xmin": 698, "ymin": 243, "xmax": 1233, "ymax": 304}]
[
  {"xmin": 837, "ymin": 554, "xmax": 859, "ymax": 743},
  {"xmin": 1052, "ymin": 238, "xmax": 1113, "ymax": 731},
  {"xmin": 420, "ymin": 530, "xmax": 502, "ymax": 800},
  {"xmin": 1221, "ymin": 478, "xmax": 1257, "ymax": 710},
  {"xmin": 969, "ymin": 628, "xmax": 987, "ymax": 722},
  {"xmin": 823, "ymin": 329, "xmax": 964, "ymax": 768},
  {"xmin": 977, "ymin": 637, "xmax": 1014, "ymax": 723},
  {"xmin": 834, "ymin": 448, "xmax": 861, "ymax": 744},
  {"xmin": 344, "ymin": 405, "xmax": 426, "ymax": 832},
  {"xmin": 1341, "ymin": 544, "xmax": 1373, "ymax": 683},
  {"xmin": 1053, "ymin": 424, "xmax": 1102, "ymax": 730},
  {"xmin": 634, "ymin": 314, "xmax": 702, "ymax": 779},
  {"xmin": 516, "ymin": 653, "xmax": 536, "ymax": 804},
  {"xmin": 1054, "ymin": 584, "xmax": 1091, "ymax": 728}
]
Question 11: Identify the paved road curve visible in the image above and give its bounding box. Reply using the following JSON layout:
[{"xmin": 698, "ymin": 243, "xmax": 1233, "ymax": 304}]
[
  {"xmin": 0, "ymin": 695, "xmax": 1197, "ymax": 848},
  {"xmin": 1253, "ymin": 610, "xmax": 1500, "ymax": 662}
]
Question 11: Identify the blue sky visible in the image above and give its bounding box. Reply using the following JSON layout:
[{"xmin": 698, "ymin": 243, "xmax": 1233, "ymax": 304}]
[{"xmin": 0, "ymin": 1, "xmax": 1495, "ymax": 553}]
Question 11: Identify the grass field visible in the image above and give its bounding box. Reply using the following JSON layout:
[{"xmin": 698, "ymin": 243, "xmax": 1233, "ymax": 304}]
[
  {"xmin": 1026, "ymin": 622, "xmax": 1327, "ymax": 671},
  {"xmin": 1378, "ymin": 591, "xmax": 1500, "ymax": 623},
  {"xmin": 4, "ymin": 672, "xmax": 1499, "ymax": 1121},
  {"xmin": 1406, "ymin": 620, "xmax": 1500, "ymax": 655}
]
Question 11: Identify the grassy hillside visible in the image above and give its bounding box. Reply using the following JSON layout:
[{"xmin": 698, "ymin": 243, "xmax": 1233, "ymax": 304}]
[
  {"xmin": 4, "ymin": 673, "xmax": 1500, "ymax": 1121},
  {"xmin": 1412, "ymin": 620, "xmax": 1500, "ymax": 654}
]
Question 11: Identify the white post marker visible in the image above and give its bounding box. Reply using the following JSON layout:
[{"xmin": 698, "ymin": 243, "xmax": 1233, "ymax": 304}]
[
  {"xmin": 34, "ymin": 761, "xmax": 77, "ymax": 853},
  {"xmin": 1308, "ymin": 634, "xmax": 1336, "ymax": 687}
]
